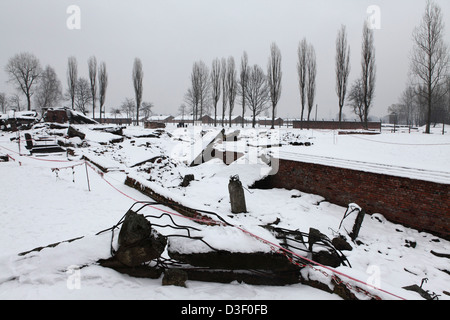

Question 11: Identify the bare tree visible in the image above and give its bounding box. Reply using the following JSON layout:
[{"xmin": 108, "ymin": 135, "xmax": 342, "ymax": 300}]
[
  {"xmin": 267, "ymin": 42, "xmax": 282, "ymax": 129},
  {"xmin": 178, "ymin": 104, "xmax": 187, "ymax": 121},
  {"xmin": 111, "ymin": 107, "xmax": 122, "ymax": 119},
  {"xmin": 361, "ymin": 22, "xmax": 376, "ymax": 129},
  {"xmin": 400, "ymin": 85, "xmax": 417, "ymax": 126},
  {"xmin": 132, "ymin": 58, "xmax": 144, "ymax": 125},
  {"xmin": 189, "ymin": 76, "xmax": 199, "ymax": 121},
  {"xmin": 210, "ymin": 58, "xmax": 221, "ymax": 127},
  {"xmin": 348, "ymin": 78, "xmax": 365, "ymax": 123},
  {"xmin": 5, "ymin": 52, "xmax": 42, "ymax": 111},
  {"xmin": 335, "ymin": 25, "xmax": 351, "ymax": 127},
  {"xmin": 66, "ymin": 56, "xmax": 78, "ymax": 110},
  {"xmin": 411, "ymin": 0, "xmax": 449, "ymax": 133},
  {"xmin": 221, "ymin": 58, "xmax": 228, "ymax": 126},
  {"xmin": 227, "ymin": 56, "xmax": 237, "ymax": 127},
  {"xmin": 184, "ymin": 88, "xmax": 196, "ymax": 122},
  {"xmin": 297, "ymin": 39, "xmax": 308, "ymax": 127},
  {"xmin": 98, "ymin": 61, "xmax": 108, "ymax": 121},
  {"xmin": 120, "ymin": 98, "xmax": 135, "ymax": 120},
  {"xmin": 245, "ymin": 65, "xmax": 270, "ymax": 128},
  {"xmin": 9, "ymin": 94, "xmax": 22, "ymax": 111},
  {"xmin": 306, "ymin": 44, "xmax": 317, "ymax": 122},
  {"xmin": 444, "ymin": 76, "xmax": 450, "ymax": 134},
  {"xmin": 88, "ymin": 56, "xmax": 97, "ymax": 117},
  {"xmin": 74, "ymin": 78, "xmax": 92, "ymax": 115},
  {"xmin": 141, "ymin": 101, "xmax": 154, "ymax": 120},
  {"xmin": 34, "ymin": 65, "xmax": 62, "ymax": 112},
  {"xmin": 196, "ymin": 61, "xmax": 210, "ymax": 120},
  {"xmin": 239, "ymin": 51, "xmax": 249, "ymax": 128},
  {"xmin": 190, "ymin": 61, "xmax": 210, "ymax": 122}
]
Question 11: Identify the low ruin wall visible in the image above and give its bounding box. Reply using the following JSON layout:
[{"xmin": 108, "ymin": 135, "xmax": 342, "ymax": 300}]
[
  {"xmin": 268, "ymin": 158, "xmax": 450, "ymax": 240},
  {"xmin": 292, "ymin": 120, "xmax": 381, "ymax": 131}
]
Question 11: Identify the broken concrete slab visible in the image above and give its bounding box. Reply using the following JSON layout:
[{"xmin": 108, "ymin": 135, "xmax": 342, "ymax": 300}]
[
  {"xmin": 181, "ymin": 267, "xmax": 300, "ymax": 286},
  {"xmin": 188, "ymin": 129, "xmax": 224, "ymax": 166},
  {"xmin": 82, "ymin": 153, "xmax": 124, "ymax": 172},
  {"xmin": 114, "ymin": 210, "xmax": 167, "ymax": 267},
  {"xmin": 67, "ymin": 126, "xmax": 86, "ymax": 140},
  {"xmin": 162, "ymin": 269, "xmax": 188, "ymax": 287},
  {"xmin": 167, "ymin": 246, "xmax": 297, "ymax": 271}
]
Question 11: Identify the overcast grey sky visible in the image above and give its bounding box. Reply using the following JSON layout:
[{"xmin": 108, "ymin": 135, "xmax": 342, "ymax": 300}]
[{"xmin": 0, "ymin": 0, "xmax": 449, "ymax": 119}]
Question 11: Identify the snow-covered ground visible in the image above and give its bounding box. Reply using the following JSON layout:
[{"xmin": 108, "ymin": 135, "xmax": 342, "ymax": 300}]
[{"xmin": 0, "ymin": 123, "xmax": 449, "ymax": 300}]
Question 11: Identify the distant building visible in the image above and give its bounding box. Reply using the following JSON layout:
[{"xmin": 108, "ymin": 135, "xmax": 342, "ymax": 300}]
[
  {"xmin": 258, "ymin": 117, "xmax": 284, "ymax": 127},
  {"xmin": 145, "ymin": 115, "xmax": 174, "ymax": 123},
  {"xmin": 44, "ymin": 108, "xmax": 98, "ymax": 124},
  {"xmin": 96, "ymin": 118, "xmax": 132, "ymax": 125},
  {"xmin": 144, "ymin": 121, "xmax": 166, "ymax": 129},
  {"xmin": 292, "ymin": 120, "xmax": 381, "ymax": 130}
]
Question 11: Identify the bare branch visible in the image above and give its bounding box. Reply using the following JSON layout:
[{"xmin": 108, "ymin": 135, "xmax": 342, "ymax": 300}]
[
  {"xmin": 98, "ymin": 62, "xmax": 108, "ymax": 120},
  {"xmin": 227, "ymin": 56, "xmax": 237, "ymax": 127},
  {"xmin": 245, "ymin": 64, "xmax": 270, "ymax": 127},
  {"xmin": 306, "ymin": 44, "xmax": 317, "ymax": 121},
  {"xmin": 297, "ymin": 39, "xmax": 308, "ymax": 123},
  {"xmin": 34, "ymin": 65, "xmax": 62, "ymax": 112},
  {"xmin": 66, "ymin": 56, "xmax": 77, "ymax": 110},
  {"xmin": 267, "ymin": 42, "xmax": 282, "ymax": 129},
  {"xmin": 239, "ymin": 51, "xmax": 249, "ymax": 127},
  {"xmin": 211, "ymin": 58, "xmax": 221, "ymax": 126},
  {"xmin": 335, "ymin": 25, "xmax": 351, "ymax": 125},
  {"xmin": 361, "ymin": 22, "xmax": 376, "ymax": 129},
  {"xmin": 221, "ymin": 58, "xmax": 228, "ymax": 126},
  {"xmin": 5, "ymin": 52, "xmax": 42, "ymax": 111},
  {"xmin": 88, "ymin": 56, "xmax": 97, "ymax": 116},
  {"xmin": 410, "ymin": 0, "xmax": 449, "ymax": 133},
  {"xmin": 132, "ymin": 58, "xmax": 144, "ymax": 125}
]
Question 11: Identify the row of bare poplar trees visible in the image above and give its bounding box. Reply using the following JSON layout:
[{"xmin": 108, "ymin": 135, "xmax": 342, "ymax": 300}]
[
  {"xmin": 184, "ymin": 1, "xmax": 448, "ymax": 133},
  {"xmin": 183, "ymin": 43, "xmax": 284, "ymax": 129},
  {"xmin": 183, "ymin": 23, "xmax": 372, "ymax": 130},
  {"xmin": 2, "ymin": 53, "xmax": 148, "ymax": 125},
  {"xmin": 344, "ymin": 0, "xmax": 449, "ymax": 133}
]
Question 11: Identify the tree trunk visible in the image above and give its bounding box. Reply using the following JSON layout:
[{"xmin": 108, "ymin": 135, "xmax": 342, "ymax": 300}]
[
  {"xmin": 300, "ymin": 107, "xmax": 304, "ymax": 129},
  {"xmin": 426, "ymin": 80, "xmax": 432, "ymax": 134},
  {"xmin": 271, "ymin": 104, "xmax": 275, "ymax": 129},
  {"xmin": 214, "ymin": 102, "xmax": 217, "ymax": 127},
  {"xmin": 26, "ymin": 94, "xmax": 31, "ymax": 111},
  {"xmin": 241, "ymin": 101, "xmax": 245, "ymax": 128}
]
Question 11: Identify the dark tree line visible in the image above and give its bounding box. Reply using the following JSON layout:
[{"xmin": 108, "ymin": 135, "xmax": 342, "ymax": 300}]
[
  {"xmin": 2, "ymin": 52, "xmax": 110, "ymax": 118},
  {"xmin": 345, "ymin": 0, "xmax": 448, "ymax": 132},
  {"xmin": 383, "ymin": 0, "xmax": 449, "ymax": 133}
]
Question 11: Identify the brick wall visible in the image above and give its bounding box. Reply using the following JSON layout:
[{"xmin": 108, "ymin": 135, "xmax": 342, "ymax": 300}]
[
  {"xmin": 268, "ymin": 159, "xmax": 450, "ymax": 240},
  {"xmin": 292, "ymin": 121, "xmax": 381, "ymax": 131}
]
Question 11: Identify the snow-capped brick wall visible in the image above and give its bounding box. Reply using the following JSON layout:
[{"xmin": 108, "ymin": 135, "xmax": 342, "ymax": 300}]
[
  {"xmin": 292, "ymin": 121, "xmax": 381, "ymax": 131},
  {"xmin": 269, "ymin": 159, "xmax": 450, "ymax": 240}
]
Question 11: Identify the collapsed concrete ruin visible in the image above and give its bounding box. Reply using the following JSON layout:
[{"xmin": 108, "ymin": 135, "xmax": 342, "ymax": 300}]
[
  {"xmin": 94, "ymin": 195, "xmax": 365, "ymax": 300},
  {"xmin": 11, "ymin": 124, "xmax": 436, "ymax": 300}
]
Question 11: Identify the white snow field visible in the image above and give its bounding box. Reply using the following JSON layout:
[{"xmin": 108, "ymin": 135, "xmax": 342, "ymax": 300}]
[{"xmin": 0, "ymin": 123, "xmax": 449, "ymax": 301}]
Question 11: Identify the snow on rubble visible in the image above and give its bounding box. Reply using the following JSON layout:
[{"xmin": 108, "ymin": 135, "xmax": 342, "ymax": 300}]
[{"xmin": 0, "ymin": 123, "xmax": 449, "ymax": 300}]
